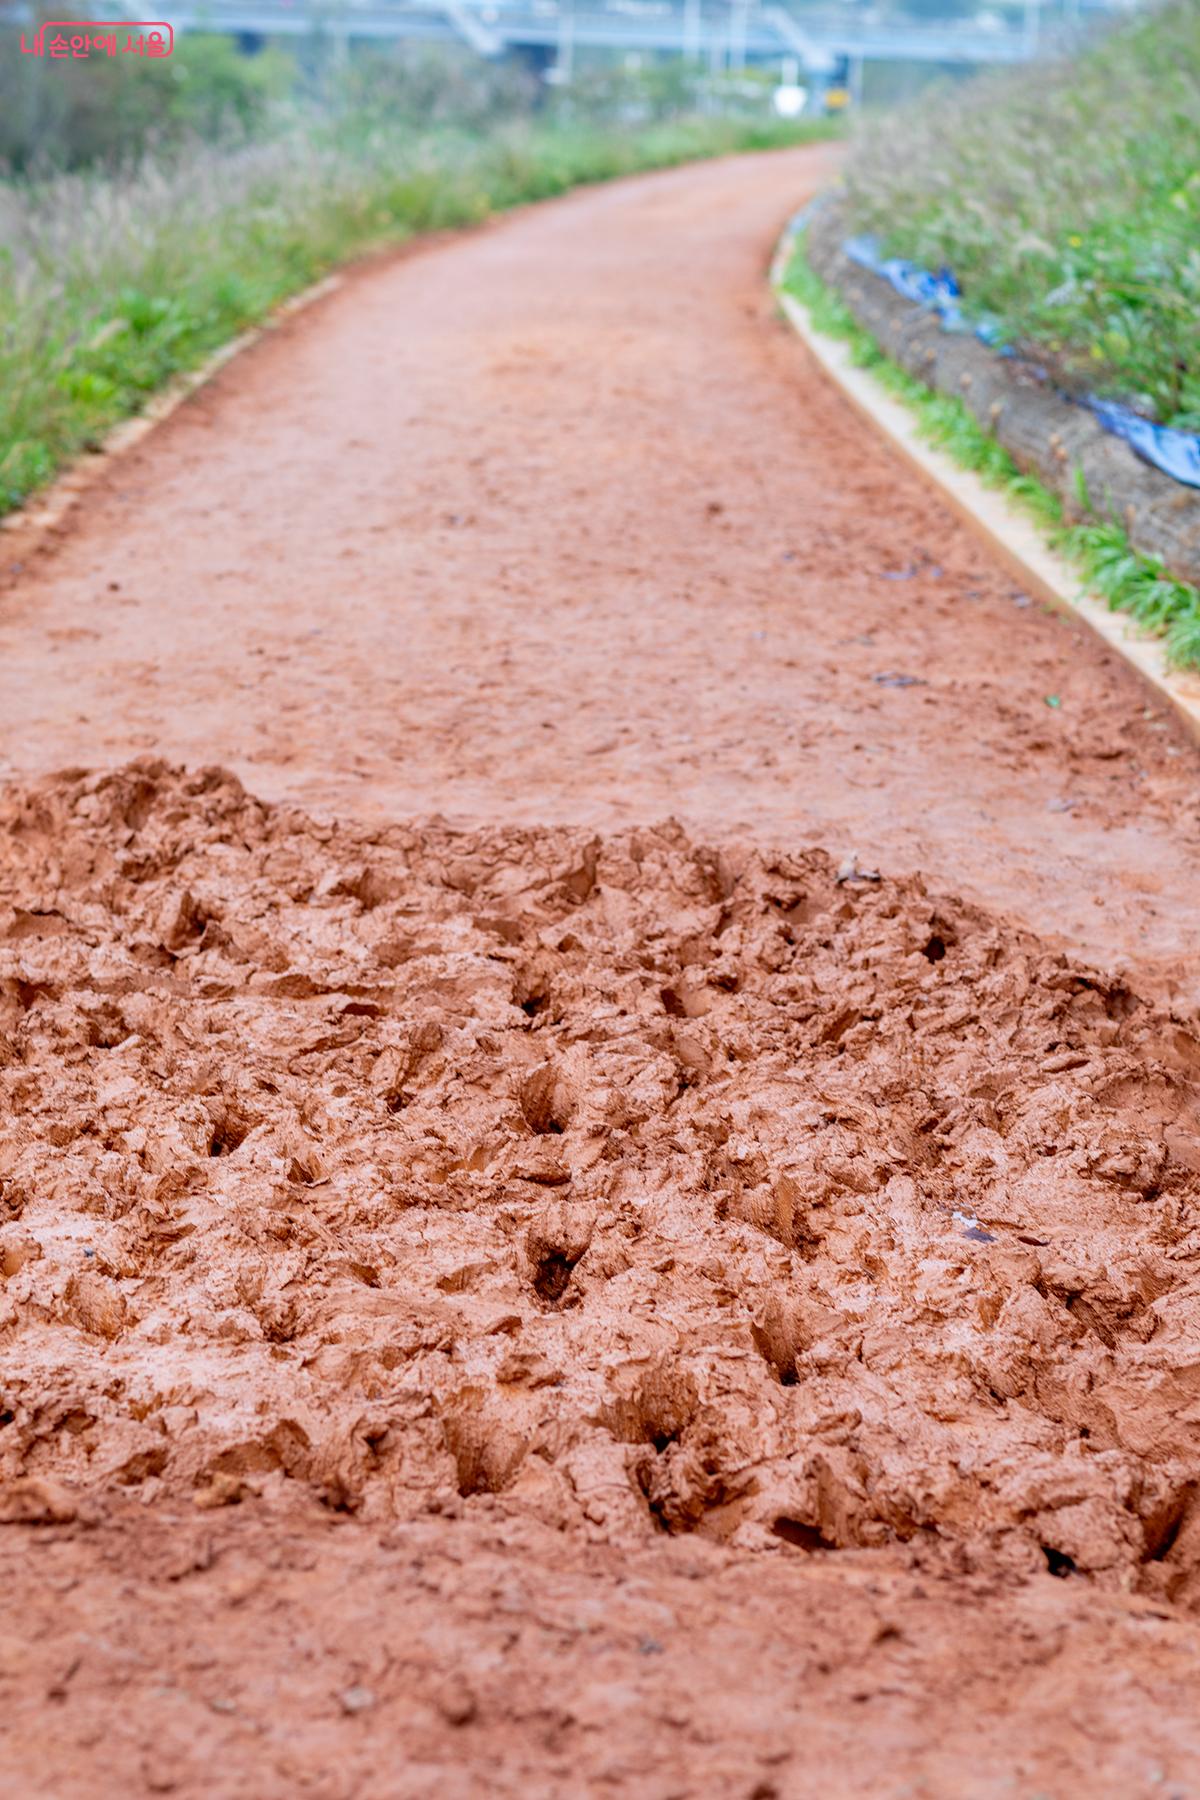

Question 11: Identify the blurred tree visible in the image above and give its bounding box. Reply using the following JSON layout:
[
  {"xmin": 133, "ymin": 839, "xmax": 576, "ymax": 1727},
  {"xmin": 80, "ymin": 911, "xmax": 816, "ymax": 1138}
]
[
  {"xmin": 548, "ymin": 56, "xmax": 702, "ymax": 125},
  {"xmin": 0, "ymin": 28, "xmax": 294, "ymax": 170},
  {"xmin": 329, "ymin": 45, "xmax": 539, "ymax": 136}
]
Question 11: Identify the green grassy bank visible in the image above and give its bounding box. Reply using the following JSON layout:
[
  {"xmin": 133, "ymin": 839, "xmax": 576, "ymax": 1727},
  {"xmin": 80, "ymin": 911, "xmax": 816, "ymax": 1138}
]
[{"xmin": 844, "ymin": 0, "xmax": 1200, "ymax": 431}]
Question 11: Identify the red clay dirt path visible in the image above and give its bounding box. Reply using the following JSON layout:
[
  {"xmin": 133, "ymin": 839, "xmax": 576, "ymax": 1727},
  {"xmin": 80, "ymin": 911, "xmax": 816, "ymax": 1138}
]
[{"xmin": 2, "ymin": 146, "xmax": 1200, "ymax": 1798}]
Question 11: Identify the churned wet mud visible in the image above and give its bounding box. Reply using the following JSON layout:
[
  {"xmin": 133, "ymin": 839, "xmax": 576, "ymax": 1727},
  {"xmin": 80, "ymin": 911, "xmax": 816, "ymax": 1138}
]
[
  {"xmin": 2, "ymin": 763, "xmax": 1200, "ymax": 1794},
  {"xmin": 3, "ymin": 148, "xmax": 1200, "ymax": 1795}
]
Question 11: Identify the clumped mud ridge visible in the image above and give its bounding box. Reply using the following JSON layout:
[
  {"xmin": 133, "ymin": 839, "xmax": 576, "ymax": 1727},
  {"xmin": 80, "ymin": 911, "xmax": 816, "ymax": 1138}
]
[{"xmin": 4, "ymin": 761, "xmax": 1200, "ymax": 1602}]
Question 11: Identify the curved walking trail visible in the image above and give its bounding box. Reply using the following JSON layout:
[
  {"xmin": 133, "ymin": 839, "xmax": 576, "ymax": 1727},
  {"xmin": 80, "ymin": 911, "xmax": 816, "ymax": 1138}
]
[{"xmin": 3, "ymin": 146, "xmax": 1200, "ymax": 1796}]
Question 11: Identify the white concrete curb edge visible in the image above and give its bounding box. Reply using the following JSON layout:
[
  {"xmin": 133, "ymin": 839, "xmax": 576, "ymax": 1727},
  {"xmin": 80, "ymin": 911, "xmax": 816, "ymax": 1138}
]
[
  {"xmin": 771, "ymin": 233, "xmax": 1200, "ymax": 746},
  {"xmin": 1, "ymin": 273, "xmax": 344, "ymax": 548}
]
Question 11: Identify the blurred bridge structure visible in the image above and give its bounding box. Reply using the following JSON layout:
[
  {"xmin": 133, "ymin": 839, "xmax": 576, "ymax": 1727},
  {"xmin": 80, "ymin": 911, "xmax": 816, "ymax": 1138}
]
[{"xmin": 135, "ymin": 0, "xmax": 1078, "ymax": 77}]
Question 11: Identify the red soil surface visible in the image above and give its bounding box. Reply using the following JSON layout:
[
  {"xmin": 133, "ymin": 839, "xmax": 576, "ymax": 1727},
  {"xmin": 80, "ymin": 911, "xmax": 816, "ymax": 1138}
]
[{"xmin": 2, "ymin": 148, "xmax": 1200, "ymax": 1797}]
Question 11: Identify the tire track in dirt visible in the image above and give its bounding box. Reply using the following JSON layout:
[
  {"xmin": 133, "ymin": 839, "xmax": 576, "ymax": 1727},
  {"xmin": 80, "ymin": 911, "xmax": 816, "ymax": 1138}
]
[{"xmin": 2, "ymin": 148, "xmax": 1200, "ymax": 1797}]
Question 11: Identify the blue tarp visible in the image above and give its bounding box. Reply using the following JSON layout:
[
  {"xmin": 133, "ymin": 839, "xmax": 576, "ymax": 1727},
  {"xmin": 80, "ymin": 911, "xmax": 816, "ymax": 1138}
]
[
  {"xmin": 843, "ymin": 235, "xmax": 1002, "ymax": 343},
  {"xmin": 1086, "ymin": 399, "xmax": 1200, "ymax": 491},
  {"xmin": 843, "ymin": 233, "xmax": 1200, "ymax": 491}
]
